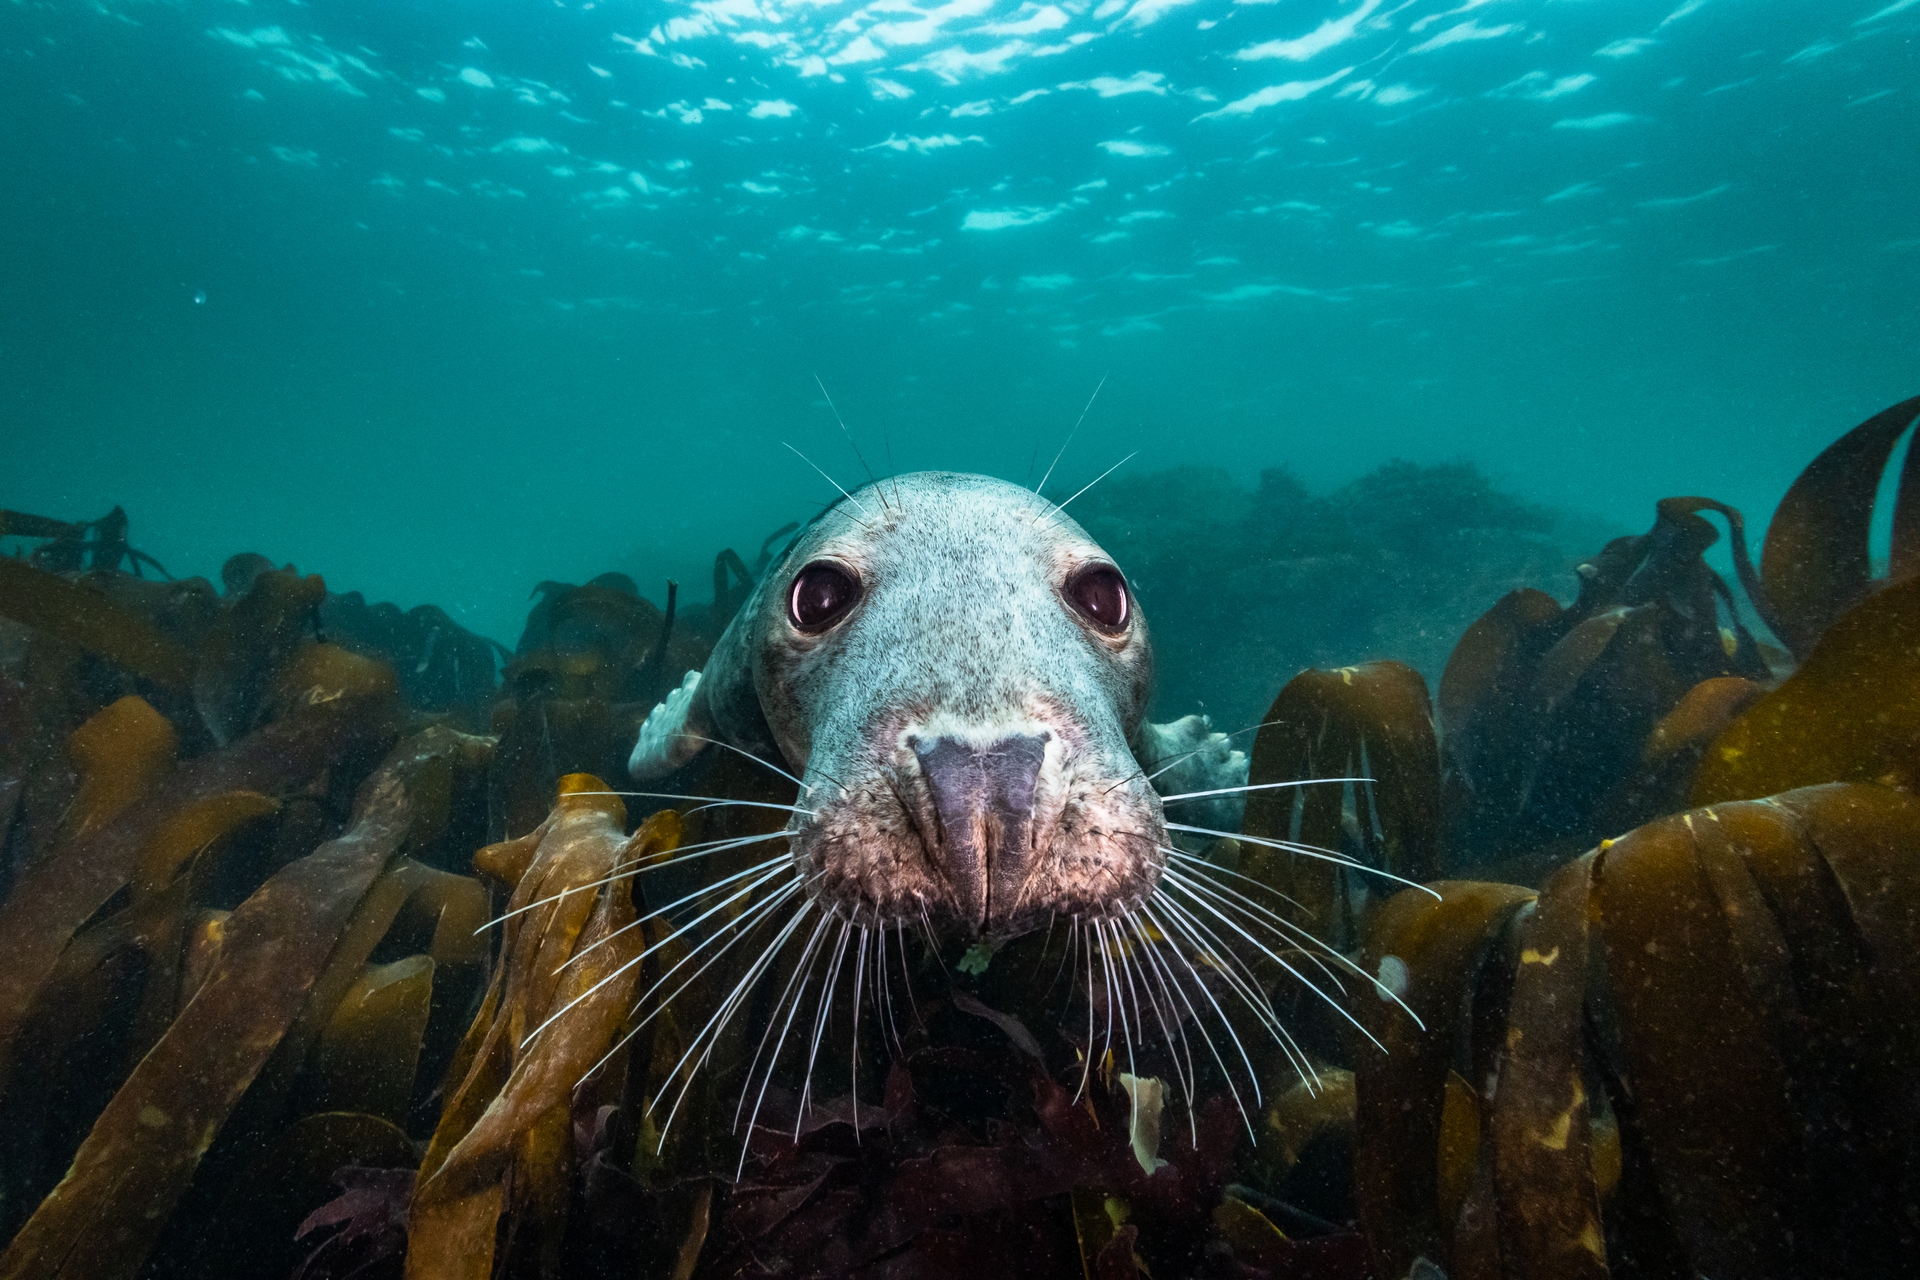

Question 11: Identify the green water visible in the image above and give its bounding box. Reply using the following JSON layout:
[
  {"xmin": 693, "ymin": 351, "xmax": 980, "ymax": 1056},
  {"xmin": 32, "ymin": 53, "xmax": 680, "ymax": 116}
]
[{"xmin": 3, "ymin": 0, "xmax": 1915, "ymax": 665}]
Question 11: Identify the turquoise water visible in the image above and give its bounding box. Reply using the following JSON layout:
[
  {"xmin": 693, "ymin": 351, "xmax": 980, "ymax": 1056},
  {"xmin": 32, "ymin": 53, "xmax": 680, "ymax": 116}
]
[{"xmin": 2, "ymin": 0, "xmax": 1915, "ymax": 652}]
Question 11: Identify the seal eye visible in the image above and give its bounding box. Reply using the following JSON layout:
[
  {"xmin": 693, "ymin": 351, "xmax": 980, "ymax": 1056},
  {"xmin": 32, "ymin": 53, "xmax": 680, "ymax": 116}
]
[
  {"xmin": 1066, "ymin": 565, "xmax": 1129, "ymax": 634},
  {"xmin": 789, "ymin": 562, "xmax": 861, "ymax": 633}
]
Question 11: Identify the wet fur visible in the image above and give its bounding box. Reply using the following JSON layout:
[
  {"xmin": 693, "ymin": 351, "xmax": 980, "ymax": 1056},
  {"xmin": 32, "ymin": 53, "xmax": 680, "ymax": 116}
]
[{"xmin": 630, "ymin": 471, "xmax": 1246, "ymax": 937}]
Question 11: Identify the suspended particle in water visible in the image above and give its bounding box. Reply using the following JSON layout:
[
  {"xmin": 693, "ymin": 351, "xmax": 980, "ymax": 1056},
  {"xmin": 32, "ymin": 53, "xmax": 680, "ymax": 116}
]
[{"xmin": 193, "ymin": 291, "xmax": 207, "ymax": 305}]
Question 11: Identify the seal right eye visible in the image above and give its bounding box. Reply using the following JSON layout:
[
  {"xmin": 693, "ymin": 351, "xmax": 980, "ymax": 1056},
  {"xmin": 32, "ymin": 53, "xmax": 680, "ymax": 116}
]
[
  {"xmin": 1065, "ymin": 564, "xmax": 1129, "ymax": 634},
  {"xmin": 789, "ymin": 562, "xmax": 861, "ymax": 633}
]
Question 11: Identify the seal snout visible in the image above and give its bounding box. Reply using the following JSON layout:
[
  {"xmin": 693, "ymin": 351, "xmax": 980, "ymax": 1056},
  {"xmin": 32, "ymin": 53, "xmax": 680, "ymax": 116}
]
[{"xmin": 909, "ymin": 731, "xmax": 1051, "ymax": 931}]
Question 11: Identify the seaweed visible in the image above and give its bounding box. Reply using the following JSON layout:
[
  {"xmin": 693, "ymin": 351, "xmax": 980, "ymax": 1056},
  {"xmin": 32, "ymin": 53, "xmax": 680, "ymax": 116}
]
[
  {"xmin": 1341, "ymin": 783, "xmax": 1920, "ymax": 1279},
  {"xmin": 4, "ymin": 398, "xmax": 1920, "ymax": 1280},
  {"xmin": 1760, "ymin": 393, "xmax": 1920, "ymax": 657}
]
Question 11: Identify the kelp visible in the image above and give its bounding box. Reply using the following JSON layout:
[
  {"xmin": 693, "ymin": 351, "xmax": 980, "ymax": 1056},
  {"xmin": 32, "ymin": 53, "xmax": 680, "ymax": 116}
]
[
  {"xmin": 6, "ymin": 398, "xmax": 1920, "ymax": 1280},
  {"xmin": 0, "ymin": 508, "xmax": 168, "ymax": 579},
  {"xmin": 1346, "ymin": 783, "xmax": 1920, "ymax": 1279},
  {"xmin": 1350, "ymin": 881, "xmax": 1535, "ymax": 1275},
  {"xmin": 1242, "ymin": 660, "xmax": 1440, "ymax": 949},
  {"xmin": 406, "ymin": 779, "xmax": 673, "ymax": 1280},
  {"xmin": 0, "ymin": 557, "xmax": 195, "ymax": 692},
  {"xmin": 0, "ymin": 522, "xmax": 507, "ymax": 1280},
  {"xmin": 0, "ymin": 729, "xmax": 470, "ymax": 1280},
  {"xmin": 1692, "ymin": 572, "xmax": 1920, "ymax": 804},
  {"xmin": 319, "ymin": 591, "xmax": 501, "ymax": 730},
  {"xmin": 489, "ymin": 576, "xmax": 696, "ymax": 841},
  {"xmin": 0, "ymin": 670, "xmax": 396, "ymax": 1097},
  {"xmin": 1430, "ymin": 392, "xmax": 1920, "ymax": 875},
  {"xmin": 1760, "ymin": 392, "xmax": 1920, "ymax": 657},
  {"xmin": 1434, "ymin": 493, "xmax": 1776, "ymax": 874}
]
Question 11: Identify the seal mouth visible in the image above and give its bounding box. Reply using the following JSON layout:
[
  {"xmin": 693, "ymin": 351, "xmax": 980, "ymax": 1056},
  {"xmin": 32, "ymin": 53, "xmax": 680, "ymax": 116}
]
[{"xmin": 793, "ymin": 712, "xmax": 1166, "ymax": 938}]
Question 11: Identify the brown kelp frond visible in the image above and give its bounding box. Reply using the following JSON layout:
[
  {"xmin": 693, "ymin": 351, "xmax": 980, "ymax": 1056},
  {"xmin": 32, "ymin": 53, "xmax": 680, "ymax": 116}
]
[
  {"xmin": 0, "ymin": 506, "xmax": 170, "ymax": 579},
  {"xmin": 406, "ymin": 778, "xmax": 673, "ymax": 1280},
  {"xmin": 1350, "ymin": 783, "xmax": 1920, "ymax": 1279},
  {"xmin": 1762, "ymin": 392, "xmax": 1920, "ymax": 657},
  {"xmin": 1240, "ymin": 660, "xmax": 1441, "ymax": 951},
  {"xmin": 1692, "ymin": 571, "xmax": 1920, "ymax": 805},
  {"xmin": 1434, "ymin": 493, "xmax": 1779, "ymax": 875},
  {"xmin": 0, "ymin": 727, "xmax": 485, "ymax": 1280}
]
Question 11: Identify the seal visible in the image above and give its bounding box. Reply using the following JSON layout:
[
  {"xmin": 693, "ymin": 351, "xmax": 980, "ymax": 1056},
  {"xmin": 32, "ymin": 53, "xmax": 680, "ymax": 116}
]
[{"xmin": 628, "ymin": 470, "xmax": 1247, "ymax": 940}]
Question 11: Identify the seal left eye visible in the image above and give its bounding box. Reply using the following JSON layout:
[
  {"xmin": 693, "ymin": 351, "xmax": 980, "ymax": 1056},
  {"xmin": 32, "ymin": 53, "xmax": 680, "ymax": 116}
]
[{"xmin": 789, "ymin": 562, "xmax": 861, "ymax": 633}]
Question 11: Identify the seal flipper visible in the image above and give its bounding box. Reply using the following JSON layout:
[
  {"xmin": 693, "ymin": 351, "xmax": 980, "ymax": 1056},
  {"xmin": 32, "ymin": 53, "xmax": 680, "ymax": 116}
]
[
  {"xmin": 1133, "ymin": 714, "xmax": 1249, "ymax": 843},
  {"xmin": 628, "ymin": 586, "xmax": 788, "ymax": 781},
  {"xmin": 628, "ymin": 669, "xmax": 710, "ymax": 779}
]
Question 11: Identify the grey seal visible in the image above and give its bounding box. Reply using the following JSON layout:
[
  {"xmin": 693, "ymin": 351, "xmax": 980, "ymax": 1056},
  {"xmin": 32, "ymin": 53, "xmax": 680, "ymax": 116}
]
[{"xmin": 628, "ymin": 470, "xmax": 1247, "ymax": 939}]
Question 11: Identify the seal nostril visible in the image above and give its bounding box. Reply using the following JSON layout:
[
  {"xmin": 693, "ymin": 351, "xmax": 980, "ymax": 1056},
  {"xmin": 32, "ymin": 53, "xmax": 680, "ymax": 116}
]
[{"xmin": 912, "ymin": 733, "xmax": 1050, "ymax": 931}]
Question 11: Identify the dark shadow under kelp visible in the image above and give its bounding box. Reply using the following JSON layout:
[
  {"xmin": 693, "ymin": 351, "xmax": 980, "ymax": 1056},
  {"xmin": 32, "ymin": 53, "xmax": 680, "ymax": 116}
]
[
  {"xmin": 1072, "ymin": 460, "xmax": 1617, "ymax": 732},
  {"xmin": 0, "ymin": 395, "xmax": 1918, "ymax": 1280}
]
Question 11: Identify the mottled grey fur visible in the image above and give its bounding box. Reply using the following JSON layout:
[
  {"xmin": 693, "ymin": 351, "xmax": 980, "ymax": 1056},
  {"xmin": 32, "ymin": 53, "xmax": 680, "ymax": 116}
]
[{"xmin": 630, "ymin": 471, "xmax": 1246, "ymax": 938}]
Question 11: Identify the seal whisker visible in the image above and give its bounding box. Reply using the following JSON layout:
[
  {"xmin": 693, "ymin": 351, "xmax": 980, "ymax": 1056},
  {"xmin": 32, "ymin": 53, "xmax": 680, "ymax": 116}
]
[
  {"xmin": 1032, "ymin": 370, "xmax": 1108, "ymax": 504},
  {"xmin": 1157, "ymin": 776, "xmax": 1373, "ymax": 802},
  {"xmin": 1158, "ymin": 865, "xmax": 1354, "ymax": 999},
  {"xmin": 1160, "ymin": 853, "xmax": 1359, "ymax": 971},
  {"xmin": 1159, "ymin": 852, "xmax": 1341, "ymax": 964},
  {"xmin": 782, "ymin": 441, "xmax": 879, "ymax": 528},
  {"xmin": 1149, "ymin": 892, "xmax": 1314, "ymax": 1090},
  {"xmin": 1157, "ymin": 876, "xmax": 1386, "ymax": 1062},
  {"xmin": 1046, "ymin": 910, "xmax": 1079, "ymax": 1002},
  {"xmin": 580, "ymin": 875, "xmax": 809, "ymax": 1100},
  {"xmin": 894, "ymin": 917, "xmax": 921, "ymax": 1028},
  {"xmin": 813, "ymin": 374, "xmax": 891, "ymax": 516},
  {"xmin": 1124, "ymin": 908, "xmax": 1228, "ymax": 1143},
  {"xmin": 568, "ymin": 790, "xmax": 819, "ymax": 817},
  {"xmin": 656, "ymin": 894, "xmax": 823, "ymax": 1151},
  {"xmin": 668, "ymin": 732, "xmax": 809, "ymax": 789},
  {"xmin": 734, "ymin": 907, "xmax": 834, "ymax": 1139},
  {"xmin": 611, "ymin": 875, "xmax": 811, "ymax": 1050},
  {"xmin": 1094, "ymin": 921, "xmax": 1123, "ymax": 1096},
  {"xmin": 1158, "ymin": 861, "xmax": 1360, "ymax": 1009},
  {"xmin": 1161, "ymin": 856, "xmax": 1427, "ymax": 1031},
  {"xmin": 479, "ymin": 834, "xmax": 789, "ymax": 931},
  {"xmin": 1120, "ymin": 909, "xmax": 1195, "ymax": 1126},
  {"xmin": 566, "ymin": 854, "xmax": 791, "ymax": 968},
  {"xmin": 555, "ymin": 857, "xmax": 795, "ymax": 977},
  {"xmin": 1035, "ymin": 450, "xmax": 1139, "ymax": 532},
  {"xmin": 1074, "ymin": 917, "xmax": 1097, "ymax": 1104},
  {"xmin": 850, "ymin": 922, "xmax": 870, "ymax": 1135},
  {"xmin": 1101, "ymin": 919, "xmax": 1144, "ymax": 1136},
  {"xmin": 876, "ymin": 921, "xmax": 902, "ymax": 1055},
  {"xmin": 1161, "ymin": 848, "xmax": 1309, "ymax": 914},
  {"xmin": 1164, "ymin": 821, "xmax": 1443, "ymax": 899},
  {"xmin": 732, "ymin": 911, "xmax": 833, "ymax": 1165},
  {"xmin": 798, "ymin": 916, "xmax": 855, "ymax": 1134},
  {"xmin": 1138, "ymin": 901, "xmax": 1267, "ymax": 1124}
]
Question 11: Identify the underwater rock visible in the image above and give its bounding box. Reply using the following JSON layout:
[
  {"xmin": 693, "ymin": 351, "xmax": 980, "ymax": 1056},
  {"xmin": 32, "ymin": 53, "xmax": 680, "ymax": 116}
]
[{"xmin": 1073, "ymin": 460, "xmax": 1589, "ymax": 733}]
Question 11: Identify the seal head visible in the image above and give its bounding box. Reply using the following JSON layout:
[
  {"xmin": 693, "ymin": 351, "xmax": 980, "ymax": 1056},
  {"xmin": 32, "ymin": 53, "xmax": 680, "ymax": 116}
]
[{"xmin": 631, "ymin": 471, "xmax": 1233, "ymax": 938}]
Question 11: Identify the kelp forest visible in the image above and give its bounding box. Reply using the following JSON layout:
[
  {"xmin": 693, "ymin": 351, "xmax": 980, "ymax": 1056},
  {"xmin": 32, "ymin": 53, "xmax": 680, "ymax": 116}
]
[{"xmin": 2, "ymin": 393, "xmax": 1919, "ymax": 1280}]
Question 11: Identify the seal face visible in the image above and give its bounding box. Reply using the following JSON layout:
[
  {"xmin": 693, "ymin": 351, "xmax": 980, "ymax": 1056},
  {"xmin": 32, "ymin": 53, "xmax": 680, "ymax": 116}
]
[
  {"xmin": 629, "ymin": 468, "xmax": 1259, "ymax": 940},
  {"xmin": 632, "ymin": 471, "xmax": 1177, "ymax": 939}
]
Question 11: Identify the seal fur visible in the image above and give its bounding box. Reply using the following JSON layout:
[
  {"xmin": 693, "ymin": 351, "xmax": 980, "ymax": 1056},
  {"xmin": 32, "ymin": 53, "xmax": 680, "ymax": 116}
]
[{"xmin": 630, "ymin": 471, "xmax": 1246, "ymax": 938}]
